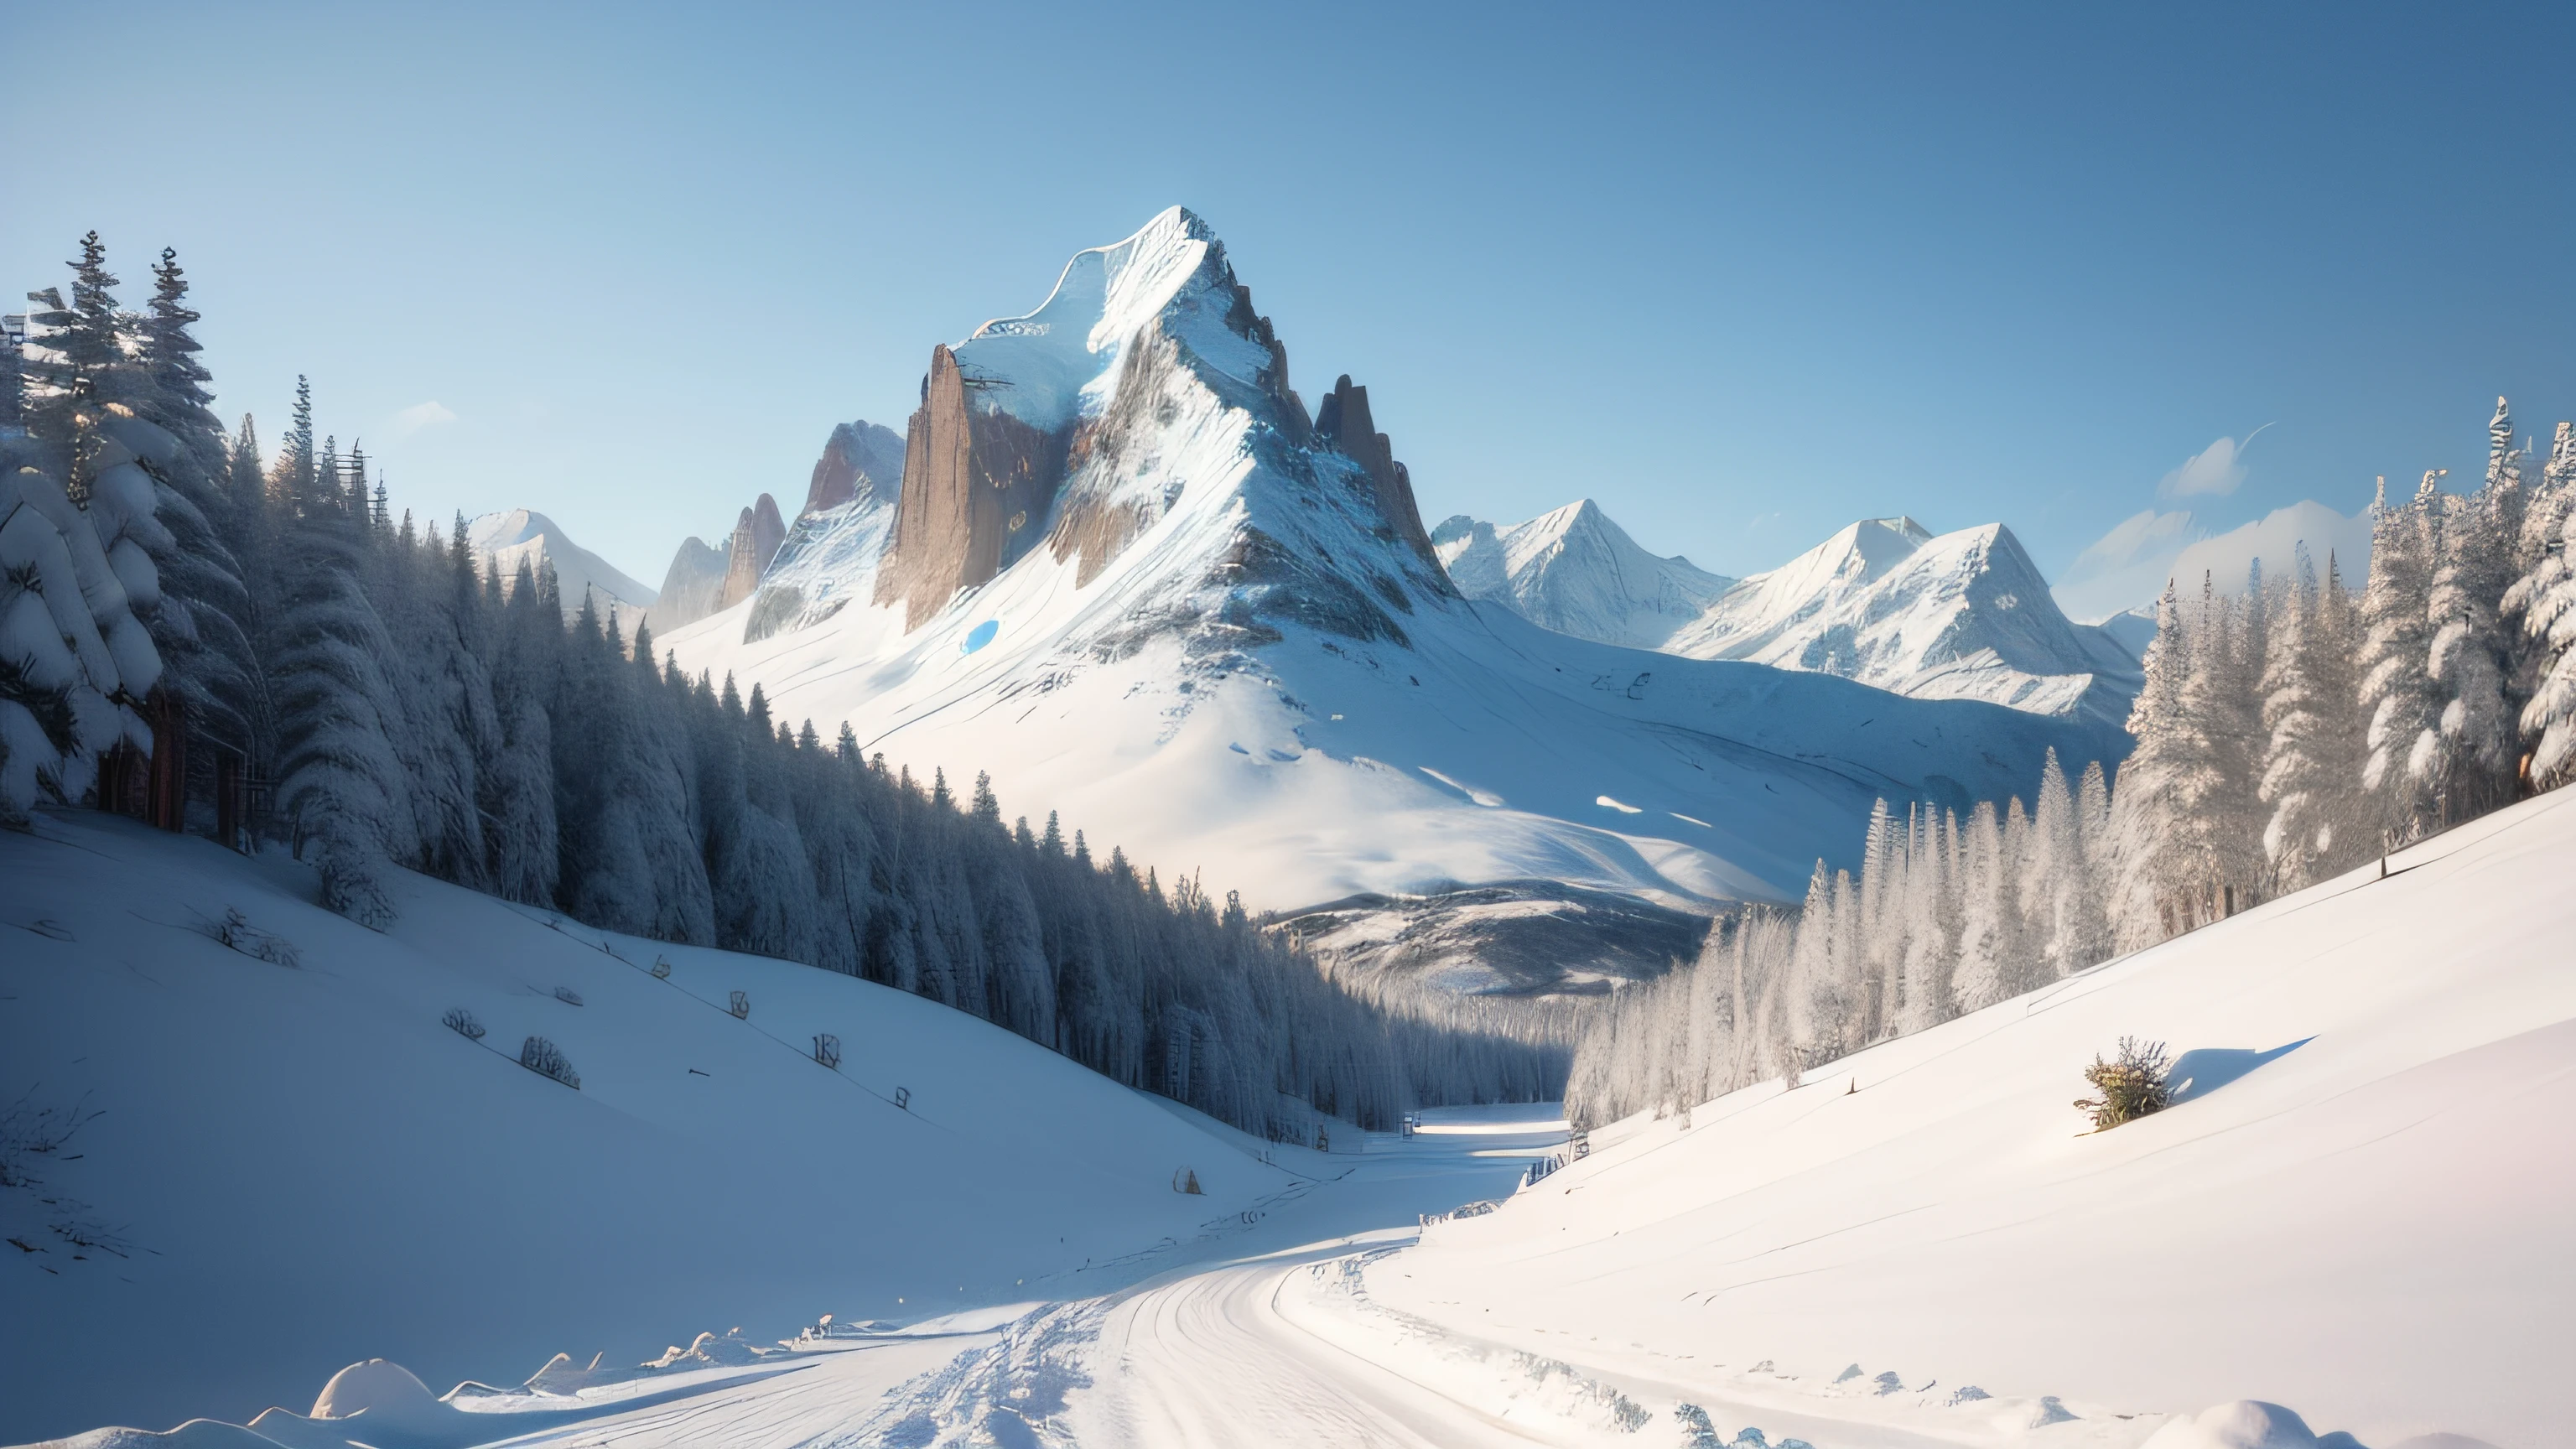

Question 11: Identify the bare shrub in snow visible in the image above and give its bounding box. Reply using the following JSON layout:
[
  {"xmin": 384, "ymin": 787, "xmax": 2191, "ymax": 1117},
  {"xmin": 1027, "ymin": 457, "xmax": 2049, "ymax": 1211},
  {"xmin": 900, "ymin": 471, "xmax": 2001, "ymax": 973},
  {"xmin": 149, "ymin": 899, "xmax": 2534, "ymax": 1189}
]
[
  {"xmin": 519, "ymin": 1036, "xmax": 579, "ymax": 1089},
  {"xmin": 0, "ymin": 1088, "xmax": 130, "ymax": 1261},
  {"xmin": 441, "ymin": 1008, "xmax": 486, "ymax": 1041},
  {"xmin": 2075, "ymin": 1036, "xmax": 2172, "ymax": 1130},
  {"xmin": 812, "ymin": 1033, "xmax": 840, "ymax": 1068},
  {"xmin": 553, "ymin": 986, "xmax": 583, "ymax": 1006},
  {"xmin": 728, "ymin": 990, "xmax": 749, "ymax": 1019},
  {"xmin": 195, "ymin": 906, "xmax": 300, "ymax": 968}
]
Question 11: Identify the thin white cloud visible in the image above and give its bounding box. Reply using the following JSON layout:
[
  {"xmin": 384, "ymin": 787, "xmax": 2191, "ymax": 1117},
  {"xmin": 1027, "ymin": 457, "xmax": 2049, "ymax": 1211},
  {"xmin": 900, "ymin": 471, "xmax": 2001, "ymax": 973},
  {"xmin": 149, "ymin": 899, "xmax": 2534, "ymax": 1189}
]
[
  {"xmin": 2155, "ymin": 423, "xmax": 2272, "ymax": 501},
  {"xmin": 391, "ymin": 400, "xmax": 458, "ymax": 438}
]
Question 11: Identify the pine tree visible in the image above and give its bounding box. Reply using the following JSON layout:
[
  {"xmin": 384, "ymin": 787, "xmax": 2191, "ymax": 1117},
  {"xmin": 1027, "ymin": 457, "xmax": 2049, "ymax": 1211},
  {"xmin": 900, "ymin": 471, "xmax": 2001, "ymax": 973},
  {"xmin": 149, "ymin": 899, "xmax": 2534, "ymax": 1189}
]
[
  {"xmin": 20, "ymin": 234, "xmax": 125, "ymax": 503},
  {"xmin": 267, "ymin": 386, "xmax": 413, "ymax": 927},
  {"xmin": 0, "ymin": 427, "xmax": 164, "ymax": 822},
  {"xmin": 2506, "ymin": 422, "xmax": 2576, "ymax": 788},
  {"xmin": 2423, "ymin": 409, "xmax": 2521, "ymax": 818},
  {"xmin": 2358, "ymin": 473, "xmax": 2447, "ymax": 841},
  {"xmin": 132, "ymin": 248, "xmax": 260, "ymax": 782}
]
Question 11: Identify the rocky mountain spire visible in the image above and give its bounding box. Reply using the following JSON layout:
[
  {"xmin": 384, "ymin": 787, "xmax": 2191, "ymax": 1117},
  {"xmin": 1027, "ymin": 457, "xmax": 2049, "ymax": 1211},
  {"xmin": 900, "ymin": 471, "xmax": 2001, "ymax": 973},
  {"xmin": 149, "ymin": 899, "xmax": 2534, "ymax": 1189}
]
[{"xmin": 1314, "ymin": 375, "xmax": 1439, "ymax": 569}]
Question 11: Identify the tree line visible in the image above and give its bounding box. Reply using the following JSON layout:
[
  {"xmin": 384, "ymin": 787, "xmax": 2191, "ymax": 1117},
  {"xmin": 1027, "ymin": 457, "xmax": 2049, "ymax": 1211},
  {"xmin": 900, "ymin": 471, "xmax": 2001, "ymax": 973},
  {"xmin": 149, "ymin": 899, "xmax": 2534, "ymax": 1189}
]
[
  {"xmin": 1, "ymin": 233, "xmax": 1558, "ymax": 1137},
  {"xmin": 1570, "ymin": 397, "xmax": 2576, "ymax": 1129}
]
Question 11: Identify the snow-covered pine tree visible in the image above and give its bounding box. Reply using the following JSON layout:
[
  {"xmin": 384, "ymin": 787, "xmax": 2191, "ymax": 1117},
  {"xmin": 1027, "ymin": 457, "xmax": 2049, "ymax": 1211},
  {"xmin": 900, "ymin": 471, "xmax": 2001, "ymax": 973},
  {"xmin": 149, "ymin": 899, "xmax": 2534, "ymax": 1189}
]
[
  {"xmin": 18, "ymin": 235, "xmax": 124, "ymax": 503},
  {"xmin": 0, "ymin": 426, "xmax": 163, "ymax": 823},
  {"xmin": 132, "ymin": 248, "xmax": 260, "ymax": 791},
  {"xmin": 2110, "ymin": 579, "xmax": 2216, "ymax": 942},
  {"xmin": 2069, "ymin": 761, "xmax": 2114, "ymax": 965},
  {"xmin": 480, "ymin": 552, "xmax": 559, "ymax": 905},
  {"xmin": 2024, "ymin": 750, "xmax": 2084, "ymax": 978},
  {"xmin": 2178, "ymin": 575, "xmax": 2265, "ymax": 914},
  {"xmin": 2422, "ymin": 407, "xmax": 2521, "ymax": 819},
  {"xmin": 2511, "ymin": 423, "xmax": 2576, "ymax": 788},
  {"xmin": 266, "ymin": 387, "xmax": 413, "ymax": 928},
  {"xmin": 2258, "ymin": 548, "xmax": 2347, "ymax": 890},
  {"xmin": 2357, "ymin": 473, "xmax": 2447, "ymax": 842}
]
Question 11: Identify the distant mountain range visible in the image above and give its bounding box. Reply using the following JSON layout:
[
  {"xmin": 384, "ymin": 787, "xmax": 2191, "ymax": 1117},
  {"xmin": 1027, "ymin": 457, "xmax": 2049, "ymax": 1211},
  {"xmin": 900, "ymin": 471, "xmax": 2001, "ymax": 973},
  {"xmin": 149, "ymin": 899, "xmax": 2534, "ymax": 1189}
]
[{"xmin": 1437, "ymin": 506, "xmax": 2147, "ymax": 730}]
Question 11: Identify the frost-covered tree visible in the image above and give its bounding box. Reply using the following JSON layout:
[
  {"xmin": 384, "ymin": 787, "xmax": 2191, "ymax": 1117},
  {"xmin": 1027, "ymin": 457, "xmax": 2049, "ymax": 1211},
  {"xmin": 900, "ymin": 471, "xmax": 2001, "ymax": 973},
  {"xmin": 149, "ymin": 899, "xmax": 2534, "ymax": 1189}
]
[
  {"xmin": 2506, "ymin": 423, "xmax": 2576, "ymax": 788},
  {"xmin": 267, "ymin": 387, "xmax": 413, "ymax": 927},
  {"xmin": 2260, "ymin": 549, "xmax": 2368, "ymax": 889},
  {"xmin": 132, "ymin": 247, "xmax": 259, "ymax": 783},
  {"xmin": 18, "ymin": 234, "xmax": 125, "ymax": 503},
  {"xmin": 2422, "ymin": 408, "xmax": 2522, "ymax": 818},
  {"xmin": 2358, "ymin": 473, "xmax": 2447, "ymax": 839}
]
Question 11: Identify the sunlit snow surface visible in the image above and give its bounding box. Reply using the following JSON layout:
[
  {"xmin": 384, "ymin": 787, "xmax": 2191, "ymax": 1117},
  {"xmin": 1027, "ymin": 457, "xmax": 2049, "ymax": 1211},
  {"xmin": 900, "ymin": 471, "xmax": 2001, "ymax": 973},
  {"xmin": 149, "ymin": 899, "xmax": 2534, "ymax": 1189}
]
[
  {"xmin": 13, "ymin": 793, "xmax": 2560, "ymax": 1446},
  {"xmin": 661, "ymin": 209, "xmax": 2122, "ymax": 914}
]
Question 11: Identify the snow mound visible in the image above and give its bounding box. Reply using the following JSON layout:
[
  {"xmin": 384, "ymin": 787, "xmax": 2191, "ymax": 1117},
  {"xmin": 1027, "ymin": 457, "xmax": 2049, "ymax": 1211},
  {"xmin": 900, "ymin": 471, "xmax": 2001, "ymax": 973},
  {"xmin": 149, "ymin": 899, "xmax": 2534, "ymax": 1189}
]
[
  {"xmin": 2141, "ymin": 1401, "xmax": 2334, "ymax": 1449},
  {"xmin": 644, "ymin": 1330, "xmax": 773, "ymax": 1369},
  {"xmin": 22, "ymin": 1422, "xmax": 283, "ymax": 1449},
  {"xmin": 307, "ymin": 1359, "xmax": 436, "ymax": 1421}
]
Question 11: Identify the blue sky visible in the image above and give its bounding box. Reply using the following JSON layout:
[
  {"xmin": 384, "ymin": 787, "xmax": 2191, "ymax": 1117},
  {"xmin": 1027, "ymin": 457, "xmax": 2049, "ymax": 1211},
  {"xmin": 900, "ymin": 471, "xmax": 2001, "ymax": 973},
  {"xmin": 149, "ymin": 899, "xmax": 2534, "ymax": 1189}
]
[{"xmin": 7, "ymin": 2, "xmax": 2572, "ymax": 592}]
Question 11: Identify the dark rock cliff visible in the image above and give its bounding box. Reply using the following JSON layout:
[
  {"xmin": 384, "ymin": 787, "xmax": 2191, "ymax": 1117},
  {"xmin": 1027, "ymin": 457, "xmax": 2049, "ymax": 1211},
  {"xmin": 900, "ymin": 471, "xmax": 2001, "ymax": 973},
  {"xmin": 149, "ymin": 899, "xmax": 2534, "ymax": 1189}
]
[
  {"xmin": 1314, "ymin": 375, "xmax": 1441, "ymax": 571},
  {"xmin": 874, "ymin": 345, "xmax": 1071, "ymax": 631},
  {"xmin": 718, "ymin": 493, "xmax": 787, "ymax": 611}
]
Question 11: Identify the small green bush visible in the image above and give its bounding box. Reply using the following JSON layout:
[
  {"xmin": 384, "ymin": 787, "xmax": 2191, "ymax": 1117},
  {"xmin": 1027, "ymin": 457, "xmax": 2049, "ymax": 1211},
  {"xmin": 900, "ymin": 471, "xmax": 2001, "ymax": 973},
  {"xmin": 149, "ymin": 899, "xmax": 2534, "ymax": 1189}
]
[{"xmin": 2075, "ymin": 1036, "xmax": 2171, "ymax": 1131}]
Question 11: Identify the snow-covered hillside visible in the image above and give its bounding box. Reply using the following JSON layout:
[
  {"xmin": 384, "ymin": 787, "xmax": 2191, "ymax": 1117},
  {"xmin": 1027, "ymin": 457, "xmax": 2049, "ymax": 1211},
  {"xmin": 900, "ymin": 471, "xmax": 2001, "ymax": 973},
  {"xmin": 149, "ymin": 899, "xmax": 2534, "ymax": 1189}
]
[
  {"xmin": 0, "ymin": 809, "xmax": 1399, "ymax": 1442},
  {"xmin": 1432, "ymin": 501, "xmax": 1731, "ymax": 651},
  {"xmin": 465, "ymin": 510, "xmax": 656, "ymax": 631},
  {"xmin": 1372, "ymin": 787, "xmax": 2575, "ymax": 1446},
  {"xmin": 661, "ymin": 209, "xmax": 2122, "ymax": 931},
  {"xmin": 1664, "ymin": 517, "xmax": 2145, "ymax": 728}
]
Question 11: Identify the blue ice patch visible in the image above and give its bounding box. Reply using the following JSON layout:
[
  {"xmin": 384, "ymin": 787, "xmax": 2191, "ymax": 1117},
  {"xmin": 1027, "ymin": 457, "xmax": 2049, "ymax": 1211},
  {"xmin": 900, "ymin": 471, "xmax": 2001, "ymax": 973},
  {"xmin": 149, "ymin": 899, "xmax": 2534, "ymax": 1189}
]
[{"xmin": 961, "ymin": 619, "xmax": 1000, "ymax": 655}]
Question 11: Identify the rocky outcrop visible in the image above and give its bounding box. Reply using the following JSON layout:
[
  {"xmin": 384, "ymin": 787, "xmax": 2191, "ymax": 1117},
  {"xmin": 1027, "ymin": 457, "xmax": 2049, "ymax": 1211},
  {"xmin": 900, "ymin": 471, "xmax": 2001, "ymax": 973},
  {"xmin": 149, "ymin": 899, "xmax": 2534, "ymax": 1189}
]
[
  {"xmin": 719, "ymin": 493, "xmax": 787, "ymax": 611},
  {"xmin": 801, "ymin": 419, "xmax": 906, "ymax": 517},
  {"xmin": 1314, "ymin": 375, "xmax": 1441, "ymax": 572},
  {"xmin": 875, "ymin": 345, "xmax": 1069, "ymax": 630}
]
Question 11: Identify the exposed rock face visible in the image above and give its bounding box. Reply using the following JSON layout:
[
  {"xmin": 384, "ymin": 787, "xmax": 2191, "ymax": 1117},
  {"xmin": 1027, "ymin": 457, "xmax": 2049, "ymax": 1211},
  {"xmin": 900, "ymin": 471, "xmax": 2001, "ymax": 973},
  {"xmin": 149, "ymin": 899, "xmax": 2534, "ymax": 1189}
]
[
  {"xmin": 1275, "ymin": 880, "xmax": 1716, "ymax": 998},
  {"xmin": 1314, "ymin": 375, "xmax": 1441, "ymax": 572},
  {"xmin": 874, "ymin": 345, "xmax": 1070, "ymax": 630},
  {"xmin": 718, "ymin": 493, "xmax": 788, "ymax": 611},
  {"xmin": 801, "ymin": 419, "xmax": 906, "ymax": 517}
]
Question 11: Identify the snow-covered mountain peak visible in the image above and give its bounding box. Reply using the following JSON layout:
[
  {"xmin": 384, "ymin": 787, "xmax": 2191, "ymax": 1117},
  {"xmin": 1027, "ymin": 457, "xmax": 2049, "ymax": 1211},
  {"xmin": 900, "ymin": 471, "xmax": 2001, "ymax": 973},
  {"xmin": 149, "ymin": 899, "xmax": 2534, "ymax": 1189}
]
[
  {"xmin": 950, "ymin": 205, "xmax": 1282, "ymax": 438},
  {"xmin": 1436, "ymin": 499, "xmax": 1730, "ymax": 650},
  {"xmin": 464, "ymin": 507, "xmax": 655, "ymax": 629},
  {"xmin": 1665, "ymin": 517, "xmax": 2142, "ymax": 727}
]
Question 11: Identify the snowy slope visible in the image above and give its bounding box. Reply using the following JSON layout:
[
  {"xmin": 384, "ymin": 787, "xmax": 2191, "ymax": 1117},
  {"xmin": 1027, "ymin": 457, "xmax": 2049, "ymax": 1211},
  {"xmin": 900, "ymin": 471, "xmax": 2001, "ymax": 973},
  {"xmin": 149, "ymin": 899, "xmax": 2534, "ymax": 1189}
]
[
  {"xmin": 1368, "ymin": 787, "xmax": 2576, "ymax": 1446},
  {"xmin": 660, "ymin": 210, "xmax": 2122, "ymax": 922},
  {"xmin": 1432, "ymin": 501, "xmax": 1732, "ymax": 651},
  {"xmin": 0, "ymin": 809, "xmax": 1371, "ymax": 1443},
  {"xmin": 30, "ymin": 796, "xmax": 2558, "ymax": 1447},
  {"xmin": 1665, "ymin": 517, "xmax": 2145, "ymax": 729},
  {"xmin": 465, "ymin": 510, "xmax": 656, "ymax": 631}
]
